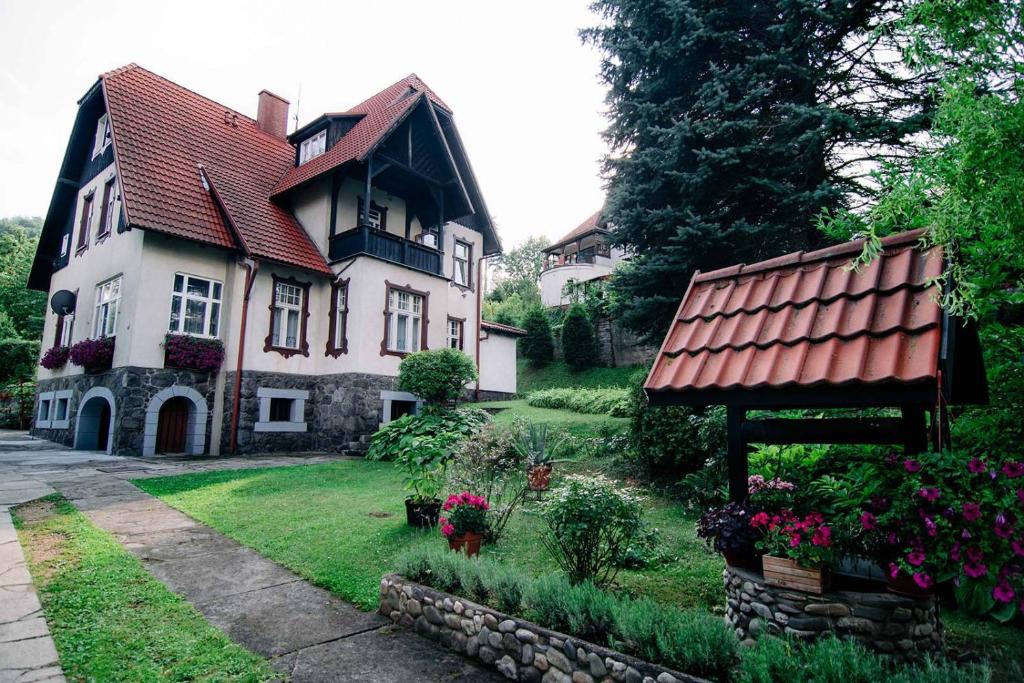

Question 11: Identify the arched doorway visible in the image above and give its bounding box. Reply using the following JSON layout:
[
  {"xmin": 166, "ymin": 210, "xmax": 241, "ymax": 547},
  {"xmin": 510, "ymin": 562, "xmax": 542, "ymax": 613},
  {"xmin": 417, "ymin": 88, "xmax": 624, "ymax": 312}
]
[
  {"xmin": 74, "ymin": 387, "xmax": 116, "ymax": 453},
  {"xmin": 142, "ymin": 386, "xmax": 208, "ymax": 456},
  {"xmin": 156, "ymin": 397, "xmax": 190, "ymax": 454}
]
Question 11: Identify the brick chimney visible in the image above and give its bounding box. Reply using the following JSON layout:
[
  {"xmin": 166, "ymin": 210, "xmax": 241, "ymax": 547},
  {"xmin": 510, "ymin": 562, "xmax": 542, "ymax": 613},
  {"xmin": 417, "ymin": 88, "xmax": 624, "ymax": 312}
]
[{"xmin": 256, "ymin": 90, "xmax": 289, "ymax": 139}]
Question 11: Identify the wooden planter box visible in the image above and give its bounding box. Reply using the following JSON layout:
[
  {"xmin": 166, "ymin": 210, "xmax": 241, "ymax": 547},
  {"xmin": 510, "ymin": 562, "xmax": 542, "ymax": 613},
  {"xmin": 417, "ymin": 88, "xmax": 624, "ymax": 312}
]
[{"xmin": 762, "ymin": 555, "xmax": 827, "ymax": 594}]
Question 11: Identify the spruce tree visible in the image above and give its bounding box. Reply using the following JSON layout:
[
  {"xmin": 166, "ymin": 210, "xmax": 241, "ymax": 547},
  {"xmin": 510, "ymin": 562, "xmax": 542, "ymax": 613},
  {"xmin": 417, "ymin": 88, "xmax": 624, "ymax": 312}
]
[
  {"xmin": 584, "ymin": 0, "xmax": 939, "ymax": 342},
  {"xmin": 561, "ymin": 304, "xmax": 598, "ymax": 371},
  {"xmin": 520, "ymin": 307, "xmax": 555, "ymax": 365}
]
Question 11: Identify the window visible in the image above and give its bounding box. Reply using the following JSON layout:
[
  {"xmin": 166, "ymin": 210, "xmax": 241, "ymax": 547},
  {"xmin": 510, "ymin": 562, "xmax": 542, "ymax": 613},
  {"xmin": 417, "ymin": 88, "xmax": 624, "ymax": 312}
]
[
  {"xmin": 447, "ymin": 317, "xmax": 464, "ymax": 350},
  {"xmin": 93, "ymin": 114, "xmax": 112, "ymax": 158},
  {"xmin": 357, "ymin": 197, "xmax": 387, "ymax": 229},
  {"xmin": 268, "ymin": 397, "xmax": 293, "ymax": 422},
  {"xmin": 299, "ymin": 129, "xmax": 326, "ymax": 164},
  {"xmin": 60, "ymin": 234, "xmax": 70, "ymax": 258},
  {"xmin": 169, "ymin": 274, "xmax": 222, "ymax": 338},
  {"xmin": 54, "ymin": 313, "xmax": 74, "ymax": 348},
  {"xmin": 50, "ymin": 390, "xmax": 72, "ymax": 429},
  {"xmin": 453, "ymin": 240, "xmax": 471, "ymax": 287},
  {"xmin": 97, "ymin": 176, "xmax": 118, "ymax": 239},
  {"xmin": 54, "ymin": 397, "xmax": 69, "ymax": 422},
  {"xmin": 93, "ymin": 276, "xmax": 121, "ymax": 338},
  {"xmin": 254, "ymin": 387, "xmax": 308, "ymax": 432},
  {"xmin": 385, "ymin": 287, "xmax": 425, "ymax": 354},
  {"xmin": 76, "ymin": 193, "xmax": 94, "ymax": 252},
  {"xmin": 381, "ymin": 390, "xmax": 424, "ymax": 423},
  {"xmin": 326, "ymin": 280, "xmax": 349, "ymax": 357},
  {"xmin": 265, "ymin": 275, "xmax": 310, "ymax": 357},
  {"xmin": 38, "ymin": 398, "xmax": 51, "ymax": 423}
]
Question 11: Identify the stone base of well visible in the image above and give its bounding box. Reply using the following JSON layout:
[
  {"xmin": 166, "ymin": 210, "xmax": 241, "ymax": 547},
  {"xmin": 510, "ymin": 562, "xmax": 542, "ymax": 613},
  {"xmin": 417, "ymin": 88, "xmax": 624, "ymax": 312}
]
[
  {"xmin": 724, "ymin": 565, "xmax": 941, "ymax": 660},
  {"xmin": 380, "ymin": 573, "xmax": 706, "ymax": 683}
]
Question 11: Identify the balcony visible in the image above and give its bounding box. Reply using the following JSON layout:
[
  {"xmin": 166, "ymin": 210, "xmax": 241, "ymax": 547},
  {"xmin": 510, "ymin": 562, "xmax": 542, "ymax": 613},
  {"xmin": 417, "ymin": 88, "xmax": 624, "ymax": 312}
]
[{"xmin": 328, "ymin": 226, "xmax": 442, "ymax": 276}]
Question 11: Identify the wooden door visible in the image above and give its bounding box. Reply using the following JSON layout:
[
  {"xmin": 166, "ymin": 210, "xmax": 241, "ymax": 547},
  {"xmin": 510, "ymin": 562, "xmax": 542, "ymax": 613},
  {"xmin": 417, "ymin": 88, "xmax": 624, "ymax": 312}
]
[{"xmin": 156, "ymin": 397, "xmax": 189, "ymax": 454}]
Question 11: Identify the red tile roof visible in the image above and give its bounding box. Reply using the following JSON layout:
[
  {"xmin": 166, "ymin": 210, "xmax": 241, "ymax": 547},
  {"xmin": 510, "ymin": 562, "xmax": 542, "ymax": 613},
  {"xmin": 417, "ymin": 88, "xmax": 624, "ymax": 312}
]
[
  {"xmin": 546, "ymin": 209, "xmax": 606, "ymax": 252},
  {"xmin": 102, "ymin": 64, "xmax": 331, "ymax": 275},
  {"xmin": 481, "ymin": 320, "xmax": 528, "ymax": 337},
  {"xmin": 645, "ymin": 230, "xmax": 946, "ymax": 397},
  {"xmin": 271, "ymin": 75, "xmax": 449, "ymax": 197}
]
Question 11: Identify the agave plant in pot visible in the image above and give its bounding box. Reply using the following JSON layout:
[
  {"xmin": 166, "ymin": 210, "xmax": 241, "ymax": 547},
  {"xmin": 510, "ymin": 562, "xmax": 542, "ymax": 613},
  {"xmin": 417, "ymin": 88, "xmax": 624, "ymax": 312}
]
[
  {"xmin": 440, "ymin": 492, "xmax": 490, "ymax": 556},
  {"xmin": 515, "ymin": 421, "xmax": 562, "ymax": 491}
]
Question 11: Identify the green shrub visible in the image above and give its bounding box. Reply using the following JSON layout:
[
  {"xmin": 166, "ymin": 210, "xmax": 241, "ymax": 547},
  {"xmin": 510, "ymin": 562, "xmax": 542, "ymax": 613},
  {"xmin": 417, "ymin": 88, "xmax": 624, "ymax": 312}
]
[
  {"xmin": 481, "ymin": 563, "xmax": 525, "ymax": 614},
  {"xmin": 527, "ymin": 387, "xmax": 631, "ymax": 417},
  {"xmin": 520, "ymin": 306, "xmax": 555, "ymax": 365},
  {"xmin": 539, "ymin": 474, "xmax": 644, "ymax": 587},
  {"xmin": 561, "ymin": 303, "xmax": 598, "ymax": 370},
  {"xmin": 397, "ymin": 348, "xmax": 477, "ymax": 405}
]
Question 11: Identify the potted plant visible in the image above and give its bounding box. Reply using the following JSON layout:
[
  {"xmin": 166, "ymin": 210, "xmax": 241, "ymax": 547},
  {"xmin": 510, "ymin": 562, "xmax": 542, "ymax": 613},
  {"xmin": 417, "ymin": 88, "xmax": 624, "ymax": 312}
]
[
  {"xmin": 40, "ymin": 345, "xmax": 70, "ymax": 370},
  {"xmin": 697, "ymin": 502, "xmax": 761, "ymax": 568},
  {"xmin": 68, "ymin": 337, "xmax": 115, "ymax": 372},
  {"xmin": 751, "ymin": 510, "xmax": 834, "ymax": 594},
  {"xmin": 515, "ymin": 422, "xmax": 562, "ymax": 491},
  {"xmin": 439, "ymin": 492, "xmax": 490, "ymax": 556},
  {"xmin": 163, "ymin": 334, "xmax": 225, "ymax": 372}
]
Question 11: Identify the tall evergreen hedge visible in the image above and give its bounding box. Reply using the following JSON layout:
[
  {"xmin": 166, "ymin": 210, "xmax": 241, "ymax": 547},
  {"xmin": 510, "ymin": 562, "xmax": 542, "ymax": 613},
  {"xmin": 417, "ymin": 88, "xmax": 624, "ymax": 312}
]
[
  {"xmin": 520, "ymin": 307, "xmax": 555, "ymax": 366},
  {"xmin": 561, "ymin": 304, "xmax": 597, "ymax": 371}
]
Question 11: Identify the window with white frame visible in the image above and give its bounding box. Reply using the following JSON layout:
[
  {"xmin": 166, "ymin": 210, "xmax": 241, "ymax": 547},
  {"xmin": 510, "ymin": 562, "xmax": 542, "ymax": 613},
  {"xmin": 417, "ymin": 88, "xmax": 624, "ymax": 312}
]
[
  {"xmin": 97, "ymin": 176, "xmax": 118, "ymax": 238},
  {"xmin": 453, "ymin": 240, "xmax": 471, "ymax": 287},
  {"xmin": 447, "ymin": 317, "xmax": 464, "ymax": 350},
  {"xmin": 56, "ymin": 313, "xmax": 74, "ymax": 348},
  {"xmin": 38, "ymin": 397, "xmax": 51, "ymax": 423},
  {"xmin": 271, "ymin": 281, "xmax": 303, "ymax": 349},
  {"xmin": 54, "ymin": 396, "xmax": 69, "ymax": 422},
  {"xmin": 60, "ymin": 234, "xmax": 70, "ymax": 258},
  {"xmin": 254, "ymin": 387, "xmax": 308, "ymax": 432},
  {"xmin": 93, "ymin": 114, "xmax": 112, "ymax": 158},
  {"xmin": 386, "ymin": 288, "xmax": 423, "ymax": 353},
  {"xmin": 331, "ymin": 283, "xmax": 348, "ymax": 353},
  {"xmin": 93, "ymin": 276, "xmax": 122, "ymax": 338},
  {"xmin": 357, "ymin": 197, "xmax": 385, "ymax": 229},
  {"xmin": 299, "ymin": 129, "xmax": 326, "ymax": 164},
  {"xmin": 169, "ymin": 274, "xmax": 222, "ymax": 338}
]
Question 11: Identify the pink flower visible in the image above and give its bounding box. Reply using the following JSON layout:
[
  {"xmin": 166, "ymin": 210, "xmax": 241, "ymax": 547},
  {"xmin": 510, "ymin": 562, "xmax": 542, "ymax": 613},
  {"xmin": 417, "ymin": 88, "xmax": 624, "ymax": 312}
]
[
  {"xmin": 950, "ymin": 542, "xmax": 961, "ymax": 561},
  {"xmin": 923, "ymin": 517, "xmax": 938, "ymax": 537},
  {"xmin": 860, "ymin": 512, "xmax": 877, "ymax": 530},
  {"xmin": 904, "ymin": 459, "xmax": 921, "ymax": 473},
  {"xmin": 789, "ymin": 534, "xmax": 802, "ymax": 548},
  {"xmin": 441, "ymin": 523, "xmax": 455, "ymax": 538},
  {"xmin": 994, "ymin": 512, "xmax": 1016, "ymax": 539},
  {"xmin": 968, "ymin": 457, "xmax": 987, "ymax": 474},
  {"xmin": 907, "ymin": 551, "xmax": 926, "ymax": 567},
  {"xmin": 918, "ymin": 487, "xmax": 940, "ymax": 502},
  {"xmin": 1012, "ymin": 538, "xmax": 1024, "ymax": 557},
  {"xmin": 811, "ymin": 526, "xmax": 832, "ymax": 548},
  {"xmin": 993, "ymin": 582, "xmax": 1016, "ymax": 603},
  {"xmin": 964, "ymin": 562, "xmax": 988, "ymax": 579},
  {"xmin": 965, "ymin": 546, "xmax": 984, "ymax": 563},
  {"xmin": 750, "ymin": 512, "xmax": 770, "ymax": 527},
  {"xmin": 1002, "ymin": 461, "xmax": 1024, "ymax": 478},
  {"xmin": 888, "ymin": 563, "xmax": 901, "ymax": 579},
  {"xmin": 962, "ymin": 503, "xmax": 982, "ymax": 522},
  {"xmin": 913, "ymin": 572, "xmax": 933, "ymax": 590}
]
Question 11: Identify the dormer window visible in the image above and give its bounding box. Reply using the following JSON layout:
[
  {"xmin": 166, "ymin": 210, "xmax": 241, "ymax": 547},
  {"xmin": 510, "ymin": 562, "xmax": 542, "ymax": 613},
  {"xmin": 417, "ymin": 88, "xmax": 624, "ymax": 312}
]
[
  {"xmin": 299, "ymin": 129, "xmax": 327, "ymax": 164},
  {"xmin": 92, "ymin": 114, "xmax": 112, "ymax": 158}
]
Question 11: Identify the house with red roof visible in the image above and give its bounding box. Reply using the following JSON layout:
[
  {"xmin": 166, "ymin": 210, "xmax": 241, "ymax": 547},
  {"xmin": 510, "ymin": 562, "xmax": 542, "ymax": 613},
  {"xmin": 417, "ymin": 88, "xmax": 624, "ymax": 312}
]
[
  {"xmin": 539, "ymin": 208, "xmax": 626, "ymax": 308},
  {"xmin": 28, "ymin": 64, "xmax": 523, "ymax": 456}
]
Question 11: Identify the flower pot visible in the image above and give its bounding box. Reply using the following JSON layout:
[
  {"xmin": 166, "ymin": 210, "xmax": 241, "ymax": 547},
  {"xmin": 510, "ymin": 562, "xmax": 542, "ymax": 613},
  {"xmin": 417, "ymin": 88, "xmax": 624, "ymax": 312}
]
[
  {"xmin": 724, "ymin": 549, "xmax": 760, "ymax": 570},
  {"xmin": 447, "ymin": 531, "xmax": 483, "ymax": 557},
  {"xmin": 762, "ymin": 555, "xmax": 828, "ymax": 595},
  {"xmin": 527, "ymin": 465, "xmax": 552, "ymax": 491},
  {"xmin": 405, "ymin": 498, "xmax": 441, "ymax": 528},
  {"xmin": 886, "ymin": 570, "xmax": 933, "ymax": 597}
]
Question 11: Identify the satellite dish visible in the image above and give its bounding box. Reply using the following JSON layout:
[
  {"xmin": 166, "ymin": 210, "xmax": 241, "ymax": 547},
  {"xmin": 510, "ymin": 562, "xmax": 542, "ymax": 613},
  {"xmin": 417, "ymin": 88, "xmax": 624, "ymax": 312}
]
[{"xmin": 50, "ymin": 290, "xmax": 77, "ymax": 315}]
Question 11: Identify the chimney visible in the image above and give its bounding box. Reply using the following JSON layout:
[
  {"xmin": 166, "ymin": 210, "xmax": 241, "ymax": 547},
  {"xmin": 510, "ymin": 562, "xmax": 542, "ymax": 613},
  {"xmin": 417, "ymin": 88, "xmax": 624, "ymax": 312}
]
[{"xmin": 256, "ymin": 90, "xmax": 289, "ymax": 139}]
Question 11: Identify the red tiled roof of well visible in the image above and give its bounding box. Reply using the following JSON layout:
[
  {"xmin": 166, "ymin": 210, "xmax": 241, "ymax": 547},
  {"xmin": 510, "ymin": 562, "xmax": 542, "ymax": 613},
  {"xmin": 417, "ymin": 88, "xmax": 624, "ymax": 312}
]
[
  {"xmin": 481, "ymin": 320, "xmax": 528, "ymax": 337},
  {"xmin": 645, "ymin": 230, "xmax": 945, "ymax": 396},
  {"xmin": 102, "ymin": 64, "xmax": 330, "ymax": 275},
  {"xmin": 272, "ymin": 75, "xmax": 449, "ymax": 197},
  {"xmin": 545, "ymin": 209, "xmax": 606, "ymax": 252}
]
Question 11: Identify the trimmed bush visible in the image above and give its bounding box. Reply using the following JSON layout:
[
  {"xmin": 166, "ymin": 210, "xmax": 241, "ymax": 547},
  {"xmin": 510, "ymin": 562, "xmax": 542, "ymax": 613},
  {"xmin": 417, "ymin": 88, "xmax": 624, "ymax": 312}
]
[
  {"xmin": 397, "ymin": 348, "xmax": 477, "ymax": 406},
  {"xmin": 520, "ymin": 306, "xmax": 555, "ymax": 365},
  {"xmin": 561, "ymin": 303, "xmax": 597, "ymax": 370},
  {"xmin": 527, "ymin": 387, "xmax": 630, "ymax": 417}
]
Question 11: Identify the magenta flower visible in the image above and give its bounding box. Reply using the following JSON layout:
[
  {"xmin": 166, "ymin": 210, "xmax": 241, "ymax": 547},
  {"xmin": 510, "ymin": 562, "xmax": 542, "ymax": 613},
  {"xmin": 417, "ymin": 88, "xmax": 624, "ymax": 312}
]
[
  {"xmin": 1018, "ymin": 488, "xmax": 1024, "ymax": 504},
  {"xmin": 860, "ymin": 511, "xmax": 876, "ymax": 530},
  {"xmin": 966, "ymin": 546, "xmax": 984, "ymax": 563},
  {"xmin": 904, "ymin": 459, "xmax": 922, "ymax": 473},
  {"xmin": 1003, "ymin": 462, "xmax": 1024, "ymax": 479},
  {"xmin": 1012, "ymin": 538, "xmax": 1024, "ymax": 557},
  {"xmin": 811, "ymin": 526, "xmax": 832, "ymax": 548},
  {"xmin": 913, "ymin": 572, "xmax": 933, "ymax": 590},
  {"xmin": 441, "ymin": 523, "xmax": 455, "ymax": 538},
  {"xmin": 918, "ymin": 487, "xmax": 941, "ymax": 502},
  {"xmin": 993, "ymin": 582, "xmax": 1016, "ymax": 603},
  {"xmin": 963, "ymin": 502, "xmax": 982, "ymax": 522},
  {"xmin": 964, "ymin": 562, "xmax": 988, "ymax": 579},
  {"xmin": 789, "ymin": 534, "xmax": 801, "ymax": 548},
  {"xmin": 907, "ymin": 550, "xmax": 926, "ymax": 567},
  {"xmin": 950, "ymin": 542, "xmax": 961, "ymax": 561},
  {"xmin": 888, "ymin": 562, "xmax": 900, "ymax": 579},
  {"xmin": 994, "ymin": 512, "xmax": 1016, "ymax": 539},
  {"xmin": 968, "ymin": 457, "xmax": 987, "ymax": 474}
]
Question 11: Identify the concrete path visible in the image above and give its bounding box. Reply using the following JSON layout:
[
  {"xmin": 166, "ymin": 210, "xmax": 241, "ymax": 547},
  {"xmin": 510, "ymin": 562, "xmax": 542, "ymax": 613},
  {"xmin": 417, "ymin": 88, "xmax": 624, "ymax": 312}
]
[{"xmin": 0, "ymin": 432, "xmax": 496, "ymax": 682}]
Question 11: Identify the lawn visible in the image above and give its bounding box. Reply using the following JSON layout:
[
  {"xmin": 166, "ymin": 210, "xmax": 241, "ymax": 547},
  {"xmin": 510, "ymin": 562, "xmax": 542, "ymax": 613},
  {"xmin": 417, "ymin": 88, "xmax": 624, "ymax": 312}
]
[
  {"xmin": 135, "ymin": 459, "xmax": 723, "ymax": 612},
  {"xmin": 473, "ymin": 398, "xmax": 628, "ymax": 436},
  {"xmin": 516, "ymin": 359, "xmax": 643, "ymax": 393},
  {"xmin": 13, "ymin": 496, "xmax": 273, "ymax": 683}
]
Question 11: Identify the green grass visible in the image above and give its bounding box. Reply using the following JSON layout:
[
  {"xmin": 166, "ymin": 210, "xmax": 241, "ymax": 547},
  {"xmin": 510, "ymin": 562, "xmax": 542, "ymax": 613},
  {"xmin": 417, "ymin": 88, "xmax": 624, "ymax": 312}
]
[
  {"xmin": 135, "ymin": 459, "xmax": 722, "ymax": 612},
  {"xmin": 13, "ymin": 496, "xmax": 272, "ymax": 682},
  {"xmin": 517, "ymin": 359, "xmax": 643, "ymax": 393},
  {"xmin": 473, "ymin": 398, "xmax": 629, "ymax": 436}
]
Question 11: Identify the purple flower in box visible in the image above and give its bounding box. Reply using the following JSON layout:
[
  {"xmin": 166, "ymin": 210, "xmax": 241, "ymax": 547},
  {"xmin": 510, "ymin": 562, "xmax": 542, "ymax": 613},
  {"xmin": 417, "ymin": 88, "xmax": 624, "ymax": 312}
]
[
  {"xmin": 163, "ymin": 334, "xmax": 225, "ymax": 372},
  {"xmin": 68, "ymin": 337, "xmax": 115, "ymax": 371},
  {"xmin": 40, "ymin": 345, "xmax": 70, "ymax": 370}
]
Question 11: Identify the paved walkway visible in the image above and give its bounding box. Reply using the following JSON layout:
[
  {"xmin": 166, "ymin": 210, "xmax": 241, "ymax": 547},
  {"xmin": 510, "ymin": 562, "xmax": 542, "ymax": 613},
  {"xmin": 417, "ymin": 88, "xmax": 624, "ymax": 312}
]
[{"xmin": 0, "ymin": 432, "xmax": 496, "ymax": 682}]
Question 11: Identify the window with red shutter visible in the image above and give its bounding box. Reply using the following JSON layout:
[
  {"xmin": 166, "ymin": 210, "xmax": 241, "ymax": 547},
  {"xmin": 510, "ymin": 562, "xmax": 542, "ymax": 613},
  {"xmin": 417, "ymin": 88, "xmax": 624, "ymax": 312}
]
[{"xmin": 76, "ymin": 193, "xmax": 94, "ymax": 252}]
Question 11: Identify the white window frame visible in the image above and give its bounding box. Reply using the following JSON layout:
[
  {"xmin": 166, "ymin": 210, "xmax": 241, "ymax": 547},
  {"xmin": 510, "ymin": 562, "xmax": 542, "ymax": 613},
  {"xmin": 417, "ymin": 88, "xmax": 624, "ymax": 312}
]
[
  {"xmin": 447, "ymin": 318, "xmax": 463, "ymax": 350},
  {"xmin": 51, "ymin": 390, "xmax": 72, "ymax": 429},
  {"xmin": 386, "ymin": 288, "xmax": 423, "ymax": 354},
  {"xmin": 453, "ymin": 240, "xmax": 471, "ymax": 287},
  {"xmin": 93, "ymin": 114, "xmax": 112, "ymax": 158},
  {"xmin": 271, "ymin": 282, "xmax": 304, "ymax": 350},
  {"xmin": 333, "ymin": 284, "xmax": 347, "ymax": 351},
  {"xmin": 298, "ymin": 129, "xmax": 327, "ymax": 164},
  {"xmin": 380, "ymin": 390, "xmax": 424, "ymax": 424},
  {"xmin": 93, "ymin": 276, "xmax": 122, "ymax": 339},
  {"xmin": 36, "ymin": 392, "xmax": 54, "ymax": 429},
  {"xmin": 59, "ymin": 314, "xmax": 75, "ymax": 348},
  {"xmin": 168, "ymin": 273, "xmax": 223, "ymax": 339},
  {"xmin": 60, "ymin": 234, "xmax": 70, "ymax": 258},
  {"xmin": 254, "ymin": 387, "xmax": 309, "ymax": 432}
]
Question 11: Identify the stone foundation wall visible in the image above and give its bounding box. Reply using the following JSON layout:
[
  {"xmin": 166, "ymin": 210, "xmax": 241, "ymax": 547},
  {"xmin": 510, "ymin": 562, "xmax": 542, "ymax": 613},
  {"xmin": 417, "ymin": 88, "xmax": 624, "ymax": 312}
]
[
  {"xmin": 724, "ymin": 565, "xmax": 941, "ymax": 660},
  {"xmin": 380, "ymin": 573, "xmax": 704, "ymax": 683}
]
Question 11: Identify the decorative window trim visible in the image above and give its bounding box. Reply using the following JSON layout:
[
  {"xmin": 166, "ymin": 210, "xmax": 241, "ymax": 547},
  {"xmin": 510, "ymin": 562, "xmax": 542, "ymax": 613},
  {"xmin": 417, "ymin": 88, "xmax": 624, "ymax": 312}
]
[
  {"xmin": 76, "ymin": 192, "xmax": 95, "ymax": 254},
  {"xmin": 264, "ymin": 274, "xmax": 311, "ymax": 358},
  {"xmin": 36, "ymin": 391, "xmax": 54, "ymax": 429},
  {"xmin": 168, "ymin": 273, "xmax": 223, "ymax": 339},
  {"xmin": 51, "ymin": 390, "xmax": 73, "ymax": 429},
  {"xmin": 357, "ymin": 197, "xmax": 388, "ymax": 230},
  {"xmin": 380, "ymin": 390, "xmax": 423, "ymax": 424},
  {"xmin": 96, "ymin": 175, "xmax": 118, "ymax": 242},
  {"xmin": 254, "ymin": 387, "xmax": 308, "ymax": 432},
  {"xmin": 452, "ymin": 239, "xmax": 473, "ymax": 290},
  {"xmin": 380, "ymin": 281, "xmax": 429, "ymax": 358},
  {"xmin": 326, "ymin": 278, "xmax": 350, "ymax": 357},
  {"xmin": 447, "ymin": 316, "xmax": 465, "ymax": 351}
]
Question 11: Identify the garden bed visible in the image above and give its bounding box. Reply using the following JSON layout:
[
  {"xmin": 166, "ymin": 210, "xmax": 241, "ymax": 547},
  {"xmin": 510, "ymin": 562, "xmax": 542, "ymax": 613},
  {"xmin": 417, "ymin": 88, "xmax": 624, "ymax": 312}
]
[{"xmin": 380, "ymin": 573, "xmax": 705, "ymax": 683}]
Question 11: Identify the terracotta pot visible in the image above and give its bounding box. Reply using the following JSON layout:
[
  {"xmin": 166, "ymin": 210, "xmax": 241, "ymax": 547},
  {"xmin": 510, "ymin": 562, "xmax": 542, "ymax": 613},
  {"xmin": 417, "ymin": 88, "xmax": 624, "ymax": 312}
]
[
  {"xmin": 527, "ymin": 465, "xmax": 552, "ymax": 491},
  {"xmin": 886, "ymin": 569, "xmax": 934, "ymax": 597},
  {"xmin": 405, "ymin": 498, "xmax": 441, "ymax": 528},
  {"xmin": 762, "ymin": 555, "xmax": 829, "ymax": 595},
  {"xmin": 447, "ymin": 531, "xmax": 483, "ymax": 557}
]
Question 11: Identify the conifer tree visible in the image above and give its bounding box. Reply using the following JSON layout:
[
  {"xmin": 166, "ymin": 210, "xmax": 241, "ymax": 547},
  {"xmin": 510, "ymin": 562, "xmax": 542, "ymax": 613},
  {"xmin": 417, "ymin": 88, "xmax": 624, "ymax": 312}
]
[
  {"xmin": 561, "ymin": 304, "xmax": 598, "ymax": 370},
  {"xmin": 520, "ymin": 307, "xmax": 555, "ymax": 365}
]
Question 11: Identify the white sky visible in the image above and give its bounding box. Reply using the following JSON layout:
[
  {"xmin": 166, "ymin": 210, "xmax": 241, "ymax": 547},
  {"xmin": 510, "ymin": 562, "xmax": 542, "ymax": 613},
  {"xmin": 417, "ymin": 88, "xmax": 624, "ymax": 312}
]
[{"xmin": 0, "ymin": 0, "xmax": 609, "ymax": 248}]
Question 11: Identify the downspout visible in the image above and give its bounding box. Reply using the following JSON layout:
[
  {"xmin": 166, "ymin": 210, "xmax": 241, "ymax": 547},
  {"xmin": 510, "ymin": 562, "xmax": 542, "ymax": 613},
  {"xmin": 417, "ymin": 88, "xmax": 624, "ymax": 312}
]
[
  {"xmin": 475, "ymin": 255, "xmax": 485, "ymax": 401},
  {"xmin": 229, "ymin": 258, "xmax": 259, "ymax": 454}
]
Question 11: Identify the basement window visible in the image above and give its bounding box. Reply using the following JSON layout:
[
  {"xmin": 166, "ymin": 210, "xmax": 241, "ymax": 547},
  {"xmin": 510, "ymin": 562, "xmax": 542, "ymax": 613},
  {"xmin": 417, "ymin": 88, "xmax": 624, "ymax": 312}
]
[{"xmin": 254, "ymin": 387, "xmax": 308, "ymax": 433}]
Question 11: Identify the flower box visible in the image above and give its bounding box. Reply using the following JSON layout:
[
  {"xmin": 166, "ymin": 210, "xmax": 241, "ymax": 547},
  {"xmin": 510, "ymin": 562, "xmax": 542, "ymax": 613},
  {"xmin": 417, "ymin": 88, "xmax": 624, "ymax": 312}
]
[
  {"xmin": 163, "ymin": 334, "xmax": 225, "ymax": 372},
  {"xmin": 762, "ymin": 554, "xmax": 828, "ymax": 594},
  {"xmin": 40, "ymin": 345, "xmax": 70, "ymax": 370},
  {"xmin": 68, "ymin": 337, "xmax": 115, "ymax": 372}
]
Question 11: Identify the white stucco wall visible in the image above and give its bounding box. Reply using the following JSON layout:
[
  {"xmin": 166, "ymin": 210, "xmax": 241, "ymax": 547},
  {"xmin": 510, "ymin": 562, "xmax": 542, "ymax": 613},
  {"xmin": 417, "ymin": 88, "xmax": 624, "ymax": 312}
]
[{"xmin": 479, "ymin": 332, "xmax": 518, "ymax": 394}]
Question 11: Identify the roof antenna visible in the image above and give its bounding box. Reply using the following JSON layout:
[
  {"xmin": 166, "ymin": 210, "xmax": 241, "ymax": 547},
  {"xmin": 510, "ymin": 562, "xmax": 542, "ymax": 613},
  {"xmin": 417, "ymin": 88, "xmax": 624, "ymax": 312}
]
[{"xmin": 293, "ymin": 83, "xmax": 302, "ymax": 133}]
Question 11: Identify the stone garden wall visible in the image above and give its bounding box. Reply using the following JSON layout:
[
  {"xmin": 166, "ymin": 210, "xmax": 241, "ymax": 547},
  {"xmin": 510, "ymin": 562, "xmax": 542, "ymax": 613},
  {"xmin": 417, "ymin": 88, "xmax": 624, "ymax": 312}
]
[
  {"xmin": 724, "ymin": 565, "xmax": 941, "ymax": 660},
  {"xmin": 380, "ymin": 573, "xmax": 705, "ymax": 683}
]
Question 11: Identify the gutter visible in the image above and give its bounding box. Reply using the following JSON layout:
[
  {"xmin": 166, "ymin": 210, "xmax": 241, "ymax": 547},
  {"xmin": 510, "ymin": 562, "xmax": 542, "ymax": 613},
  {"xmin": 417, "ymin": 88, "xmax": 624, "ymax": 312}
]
[{"xmin": 475, "ymin": 255, "xmax": 485, "ymax": 401}]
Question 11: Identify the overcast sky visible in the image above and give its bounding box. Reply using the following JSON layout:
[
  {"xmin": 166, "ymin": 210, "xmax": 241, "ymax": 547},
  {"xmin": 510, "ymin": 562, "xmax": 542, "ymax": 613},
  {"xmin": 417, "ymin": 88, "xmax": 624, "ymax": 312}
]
[{"xmin": 0, "ymin": 0, "xmax": 608, "ymax": 248}]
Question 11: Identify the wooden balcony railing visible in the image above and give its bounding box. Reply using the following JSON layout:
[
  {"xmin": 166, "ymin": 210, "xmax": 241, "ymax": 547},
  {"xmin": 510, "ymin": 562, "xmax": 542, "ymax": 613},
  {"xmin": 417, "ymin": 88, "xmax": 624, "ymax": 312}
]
[{"xmin": 328, "ymin": 226, "xmax": 442, "ymax": 276}]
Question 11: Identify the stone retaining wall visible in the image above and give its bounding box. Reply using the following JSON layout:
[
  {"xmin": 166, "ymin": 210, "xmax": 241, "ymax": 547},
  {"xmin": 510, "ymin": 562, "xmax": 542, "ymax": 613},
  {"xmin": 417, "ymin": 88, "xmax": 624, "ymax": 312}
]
[
  {"xmin": 380, "ymin": 574, "xmax": 705, "ymax": 683},
  {"xmin": 724, "ymin": 565, "xmax": 941, "ymax": 660}
]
